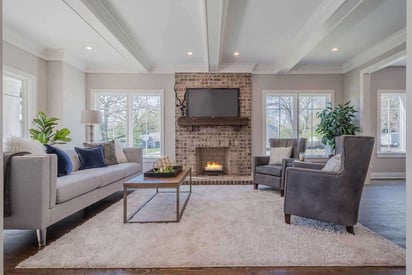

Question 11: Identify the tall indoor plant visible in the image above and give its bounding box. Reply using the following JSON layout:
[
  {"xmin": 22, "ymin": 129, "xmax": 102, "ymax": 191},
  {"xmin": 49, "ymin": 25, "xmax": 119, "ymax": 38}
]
[
  {"xmin": 29, "ymin": 111, "xmax": 71, "ymax": 144},
  {"xmin": 316, "ymin": 101, "xmax": 360, "ymax": 152}
]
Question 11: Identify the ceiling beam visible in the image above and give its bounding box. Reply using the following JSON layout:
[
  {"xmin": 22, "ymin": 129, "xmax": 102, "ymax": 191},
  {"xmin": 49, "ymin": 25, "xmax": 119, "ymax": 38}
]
[
  {"xmin": 343, "ymin": 28, "xmax": 406, "ymax": 73},
  {"xmin": 272, "ymin": 0, "xmax": 363, "ymax": 74},
  {"xmin": 204, "ymin": 0, "xmax": 228, "ymax": 72},
  {"xmin": 63, "ymin": 0, "xmax": 151, "ymax": 73}
]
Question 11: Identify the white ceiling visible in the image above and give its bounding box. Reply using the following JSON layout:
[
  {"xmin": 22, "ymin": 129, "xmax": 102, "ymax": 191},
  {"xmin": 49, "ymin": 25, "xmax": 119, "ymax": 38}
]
[{"xmin": 3, "ymin": 0, "xmax": 406, "ymax": 74}]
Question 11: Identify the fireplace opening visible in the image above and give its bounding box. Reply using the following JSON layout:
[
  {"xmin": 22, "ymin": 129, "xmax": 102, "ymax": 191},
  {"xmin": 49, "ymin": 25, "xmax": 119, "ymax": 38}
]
[{"xmin": 196, "ymin": 147, "xmax": 229, "ymax": 175}]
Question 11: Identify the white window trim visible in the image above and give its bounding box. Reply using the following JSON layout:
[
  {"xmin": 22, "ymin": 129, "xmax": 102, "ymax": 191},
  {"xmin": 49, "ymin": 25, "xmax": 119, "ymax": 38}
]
[
  {"xmin": 3, "ymin": 66, "xmax": 37, "ymax": 138},
  {"xmin": 262, "ymin": 90, "xmax": 334, "ymax": 157},
  {"xmin": 91, "ymin": 89, "xmax": 165, "ymax": 161},
  {"xmin": 376, "ymin": 89, "xmax": 406, "ymax": 158}
]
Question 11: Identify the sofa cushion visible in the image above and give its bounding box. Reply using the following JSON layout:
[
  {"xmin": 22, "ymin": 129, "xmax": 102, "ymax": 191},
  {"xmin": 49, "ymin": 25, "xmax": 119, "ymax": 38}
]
[
  {"xmin": 116, "ymin": 162, "xmax": 142, "ymax": 176},
  {"xmin": 75, "ymin": 146, "xmax": 107, "ymax": 170},
  {"xmin": 255, "ymin": 164, "xmax": 282, "ymax": 177},
  {"xmin": 73, "ymin": 165, "xmax": 129, "ymax": 187},
  {"xmin": 56, "ymin": 174, "xmax": 101, "ymax": 203},
  {"xmin": 83, "ymin": 140, "xmax": 118, "ymax": 166},
  {"xmin": 44, "ymin": 144, "xmax": 73, "ymax": 177}
]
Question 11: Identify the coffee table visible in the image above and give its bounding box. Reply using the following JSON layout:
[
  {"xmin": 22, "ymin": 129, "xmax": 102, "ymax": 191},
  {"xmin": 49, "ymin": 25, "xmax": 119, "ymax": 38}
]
[{"xmin": 123, "ymin": 168, "xmax": 192, "ymax": 223}]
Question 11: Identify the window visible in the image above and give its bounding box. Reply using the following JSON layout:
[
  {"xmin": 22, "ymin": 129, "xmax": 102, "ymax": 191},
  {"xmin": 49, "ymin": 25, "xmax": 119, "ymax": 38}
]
[
  {"xmin": 264, "ymin": 91, "xmax": 333, "ymax": 156},
  {"xmin": 378, "ymin": 91, "xmax": 406, "ymax": 154},
  {"xmin": 2, "ymin": 70, "xmax": 34, "ymax": 140},
  {"xmin": 93, "ymin": 90, "xmax": 164, "ymax": 159}
]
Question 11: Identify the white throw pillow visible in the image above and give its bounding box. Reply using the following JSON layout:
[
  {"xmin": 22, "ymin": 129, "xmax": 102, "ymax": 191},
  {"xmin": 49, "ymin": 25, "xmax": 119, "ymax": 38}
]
[
  {"xmin": 114, "ymin": 140, "xmax": 128, "ymax": 163},
  {"xmin": 4, "ymin": 136, "xmax": 46, "ymax": 155},
  {"xmin": 269, "ymin": 146, "xmax": 293, "ymax": 165},
  {"xmin": 322, "ymin": 154, "xmax": 342, "ymax": 172}
]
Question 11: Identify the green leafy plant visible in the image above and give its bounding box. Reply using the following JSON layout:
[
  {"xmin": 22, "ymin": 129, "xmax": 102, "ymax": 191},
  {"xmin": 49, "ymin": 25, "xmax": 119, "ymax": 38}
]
[
  {"xmin": 316, "ymin": 101, "xmax": 360, "ymax": 151},
  {"xmin": 29, "ymin": 111, "xmax": 71, "ymax": 144}
]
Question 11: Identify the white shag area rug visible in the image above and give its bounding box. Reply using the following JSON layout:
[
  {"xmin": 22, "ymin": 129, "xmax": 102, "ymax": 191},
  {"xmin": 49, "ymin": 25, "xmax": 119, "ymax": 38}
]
[{"xmin": 18, "ymin": 185, "xmax": 405, "ymax": 268}]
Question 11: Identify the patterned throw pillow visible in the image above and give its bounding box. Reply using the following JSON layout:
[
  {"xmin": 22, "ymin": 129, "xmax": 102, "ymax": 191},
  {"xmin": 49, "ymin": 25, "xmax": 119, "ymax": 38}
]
[
  {"xmin": 75, "ymin": 145, "xmax": 107, "ymax": 170},
  {"xmin": 83, "ymin": 140, "xmax": 118, "ymax": 166},
  {"xmin": 322, "ymin": 154, "xmax": 342, "ymax": 172}
]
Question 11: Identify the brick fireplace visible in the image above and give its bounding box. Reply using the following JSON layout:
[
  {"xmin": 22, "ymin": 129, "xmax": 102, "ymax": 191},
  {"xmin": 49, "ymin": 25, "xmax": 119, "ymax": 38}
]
[{"xmin": 175, "ymin": 73, "xmax": 252, "ymax": 176}]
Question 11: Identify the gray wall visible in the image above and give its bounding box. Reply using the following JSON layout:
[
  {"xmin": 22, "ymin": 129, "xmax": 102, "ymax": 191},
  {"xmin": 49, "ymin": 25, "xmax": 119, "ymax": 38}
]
[
  {"xmin": 251, "ymin": 74, "xmax": 345, "ymax": 157},
  {"xmin": 369, "ymin": 67, "xmax": 406, "ymax": 175},
  {"xmin": 3, "ymin": 41, "xmax": 48, "ymax": 112}
]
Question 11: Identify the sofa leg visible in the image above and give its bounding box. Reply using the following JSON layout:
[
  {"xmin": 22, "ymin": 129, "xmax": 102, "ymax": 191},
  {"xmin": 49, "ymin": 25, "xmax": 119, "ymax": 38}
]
[
  {"xmin": 346, "ymin": 226, "xmax": 355, "ymax": 235},
  {"xmin": 284, "ymin": 214, "xmax": 291, "ymax": 224},
  {"xmin": 280, "ymin": 190, "xmax": 284, "ymax": 197},
  {"xmin": 254, "ymin": 184, "xmax": 258, "ymax": 189},
  {"xmin": 36, "ymin": 228, "xmax": 47, "ymax": 247}
]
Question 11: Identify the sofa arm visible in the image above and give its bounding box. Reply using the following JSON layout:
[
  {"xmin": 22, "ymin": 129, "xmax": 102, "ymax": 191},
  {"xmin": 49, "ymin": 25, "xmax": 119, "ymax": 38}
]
[
  {"xmin": 123, "ymin": 147, "xmax": 143, "ymax": 165},
  {"xmin": 4, "ymin": 154, "xmax": 57, "ymax": 230}
]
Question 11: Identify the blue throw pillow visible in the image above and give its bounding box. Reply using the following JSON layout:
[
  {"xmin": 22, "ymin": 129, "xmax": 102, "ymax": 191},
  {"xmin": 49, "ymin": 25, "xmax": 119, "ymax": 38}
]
[
  {"xmin": 74, "ymin": 145, "xmax": 107, "ymax": 170},
  {"xmin": 44, "ymin": 144, "xmax": 73, "ymax": 177}
]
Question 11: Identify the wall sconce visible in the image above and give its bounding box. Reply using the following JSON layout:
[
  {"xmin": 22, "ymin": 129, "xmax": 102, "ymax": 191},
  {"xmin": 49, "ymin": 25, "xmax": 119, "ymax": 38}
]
[{"xmin": 81, "ymin": 110, "xmax": 101, "ymax": 143}]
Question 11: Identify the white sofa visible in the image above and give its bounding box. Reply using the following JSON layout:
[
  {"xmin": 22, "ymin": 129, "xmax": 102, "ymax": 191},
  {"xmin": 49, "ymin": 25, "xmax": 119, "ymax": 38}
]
[{"xmin": 4, "ymin": 147, "xmax": 143, "ymax": 246}]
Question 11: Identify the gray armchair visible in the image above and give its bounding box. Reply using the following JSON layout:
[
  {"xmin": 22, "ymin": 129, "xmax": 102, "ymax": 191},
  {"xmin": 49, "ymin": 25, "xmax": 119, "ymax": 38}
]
[
  {"xmin": 284, "ymin": 135, "xmax": 375, "ymax": 234},
  {"xmin": 253, "ymin": 138, "xmax": 306, "ymax": 196}
]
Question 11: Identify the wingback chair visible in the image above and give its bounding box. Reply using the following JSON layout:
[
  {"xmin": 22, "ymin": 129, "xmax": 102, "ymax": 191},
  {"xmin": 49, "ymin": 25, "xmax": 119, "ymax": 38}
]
[
  {"xmin": 283, "ymin": 135, "xmax": 375, "ymax": 234},
  {"xmin": 253, "ymin": 138, "xmax": 306, "ymax": 197}
]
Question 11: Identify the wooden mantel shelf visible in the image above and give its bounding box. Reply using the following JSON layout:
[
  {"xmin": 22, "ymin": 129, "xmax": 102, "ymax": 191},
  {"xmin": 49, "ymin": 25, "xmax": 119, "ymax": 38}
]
[{"xmin": 178, "ymin": 117, "xmax": 249, "ymax": 129}]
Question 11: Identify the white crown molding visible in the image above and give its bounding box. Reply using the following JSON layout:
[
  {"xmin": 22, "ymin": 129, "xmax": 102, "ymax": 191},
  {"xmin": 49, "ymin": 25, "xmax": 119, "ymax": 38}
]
[
  {"xmin": 343, "ymin": 28, "xmax": 406, "ymax": 73},
  {"xmin": 272, "ymin": 0, "xmax": 362, "ymax": 74},
  {"xmin": 63, "ymin": 0, "xmax": 151, "ymax": 73},
  {"xmin": 4, "ymin": 27, "xmax": 87, "ymax": 71},
  {"xmin": 205, "ymin": 0, "xmax": 228, "ymax": 72},
  {"xmin": 4, "ymin": 27, "xmax": 47, "ymax": 60},
  {"xmin": 370, "ymin": 172, "xmax": 406, "ymax": 180}
]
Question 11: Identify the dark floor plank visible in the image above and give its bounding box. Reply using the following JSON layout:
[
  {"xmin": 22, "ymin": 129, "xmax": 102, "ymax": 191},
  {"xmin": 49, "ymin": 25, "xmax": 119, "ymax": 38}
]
[{"xmin": 4, "ymin": 182, "xmax": 406, "ymax": 275}]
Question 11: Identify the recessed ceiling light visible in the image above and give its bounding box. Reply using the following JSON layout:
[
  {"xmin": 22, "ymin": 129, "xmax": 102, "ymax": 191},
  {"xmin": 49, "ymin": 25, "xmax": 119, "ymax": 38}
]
[
  {"xmin": 234, "ymin": 51, "xmax": 240, "ymax": 56},
  {"xmin": 331, "ymin": 47, "xmax": 339, "ymax": 52},
  {"xmin": 187, "ymin": 51, "xmax": 193, "ymax": 56},
  {"xmin": 85, "ymin": 46, "xmax": 93, "ymax": 50}
]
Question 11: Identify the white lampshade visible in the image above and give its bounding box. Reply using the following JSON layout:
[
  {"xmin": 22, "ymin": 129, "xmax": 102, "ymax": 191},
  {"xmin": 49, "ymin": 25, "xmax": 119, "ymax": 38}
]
[{"xmin": 81, "ymin": 110, "xmax": 101, "ymax": 124}]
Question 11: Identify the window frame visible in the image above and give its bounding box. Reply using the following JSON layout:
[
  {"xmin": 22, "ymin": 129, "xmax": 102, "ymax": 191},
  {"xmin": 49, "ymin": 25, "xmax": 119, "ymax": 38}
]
[
  {"xmin": 91, "ymin": 89, "xmax": 165, "ymax": 161},
  {"xmin": 376, "ymin": 89, "xmax": 406, "ymax": 158},
  {"xmin": 262, "ymin": 90, "xmax": 334, "ymax": 158},
  {"xmin": 3, "ymin": 67, "xmax": 36, "ymax": 138}
]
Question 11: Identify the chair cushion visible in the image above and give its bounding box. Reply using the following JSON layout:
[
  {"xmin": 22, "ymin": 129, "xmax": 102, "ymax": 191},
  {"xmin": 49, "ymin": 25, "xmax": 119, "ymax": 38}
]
[
  {"xmin": 269, "ymin": 146, "xmax": 292, "ymax": 165},
  {"xmin": 255, "ymin": 164, "xmax": 282, "ymax": 177},
  {"xmin": 56, "ymin": 174, "xmax": 101, "ymax": 203}
]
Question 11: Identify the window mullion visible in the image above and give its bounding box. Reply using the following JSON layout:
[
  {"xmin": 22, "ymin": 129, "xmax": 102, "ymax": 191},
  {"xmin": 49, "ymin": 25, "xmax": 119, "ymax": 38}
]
[{"xmin": 127, "ymin": 95, "xmax": 133, "ymax": 147}]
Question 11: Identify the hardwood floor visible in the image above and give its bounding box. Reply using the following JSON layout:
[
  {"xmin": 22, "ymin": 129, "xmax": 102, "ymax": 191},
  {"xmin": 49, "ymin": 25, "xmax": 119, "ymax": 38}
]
[{"xmin": 4, "ymin": 182, "xmax": 406, "ymax": 275}]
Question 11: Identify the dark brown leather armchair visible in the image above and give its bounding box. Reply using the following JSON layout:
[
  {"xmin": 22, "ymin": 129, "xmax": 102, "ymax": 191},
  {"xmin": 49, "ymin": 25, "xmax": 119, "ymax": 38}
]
[
  {"xmin": 284, "ymin": 135, "xmax": 375, "ymax": 234},
  {"xmin": 253, "ymin": 138, "xmax": 306, "ymax": 197}
]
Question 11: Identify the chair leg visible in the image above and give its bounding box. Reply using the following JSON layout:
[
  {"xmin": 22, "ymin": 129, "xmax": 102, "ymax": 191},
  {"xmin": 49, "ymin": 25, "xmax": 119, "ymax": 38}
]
[
  {"xmin": 254, "ymin": 183, "xmax": 258, "ymax": 189},
  {"xmin": 346, "ymin": 226, "xmax": 355, "ymax": 235},
  {"xmin": 280, "ymin": 190, "xmax": 284, "ymax": 197},
  {"xmin": 284, "ymin": 214, "xmax": 291, "ymax": 224},
  {"xmin": 36, "ymin": 228, "xmax": 47, "ymax": 247}
]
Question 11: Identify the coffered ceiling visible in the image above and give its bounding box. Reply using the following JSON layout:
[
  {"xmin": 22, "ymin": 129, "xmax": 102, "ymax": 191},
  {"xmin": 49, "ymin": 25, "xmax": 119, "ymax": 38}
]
[{"xmin": 3, "ymin": 0, "xmax": 406, "ymax": 74}]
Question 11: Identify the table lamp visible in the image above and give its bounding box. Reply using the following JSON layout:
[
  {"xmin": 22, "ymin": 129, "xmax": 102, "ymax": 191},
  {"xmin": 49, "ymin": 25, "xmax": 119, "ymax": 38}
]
[{"xmin": 81, "ymin": 110, "xmax": 101, "ymax": 143}]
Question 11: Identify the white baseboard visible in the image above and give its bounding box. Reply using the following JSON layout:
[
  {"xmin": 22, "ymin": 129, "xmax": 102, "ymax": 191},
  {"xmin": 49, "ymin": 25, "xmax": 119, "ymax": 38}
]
[{"xmin": 370, "ymin": 172, "xmax": 406, "ymax": 180}]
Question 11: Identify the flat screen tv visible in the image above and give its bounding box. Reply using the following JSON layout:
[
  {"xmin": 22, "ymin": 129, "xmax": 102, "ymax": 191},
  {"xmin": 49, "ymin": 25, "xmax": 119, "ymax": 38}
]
[{"xmin": 186, "ymin": 88, "xmax": 240, "ymax": 117}]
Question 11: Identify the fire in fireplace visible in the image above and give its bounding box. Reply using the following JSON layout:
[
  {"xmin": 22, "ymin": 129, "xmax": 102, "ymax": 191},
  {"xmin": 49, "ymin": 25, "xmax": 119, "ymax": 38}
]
[{"xmin": 204, "ymin": 161, "xmax": 223, "ymax": 172}]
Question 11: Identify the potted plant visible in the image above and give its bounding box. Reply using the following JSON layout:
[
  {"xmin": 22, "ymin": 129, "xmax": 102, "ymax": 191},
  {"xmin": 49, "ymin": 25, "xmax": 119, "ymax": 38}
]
[
  {"xmin": 316, "ymin": 101, "xmax": 360, "ymax": 153},
  {"xmin": 29, "ymin": 111, "xmax": 72, "ymax": 144}
]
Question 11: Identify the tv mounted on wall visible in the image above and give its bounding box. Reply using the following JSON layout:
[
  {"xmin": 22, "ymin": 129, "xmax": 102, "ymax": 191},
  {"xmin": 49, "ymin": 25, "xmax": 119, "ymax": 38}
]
[{"xmin": 186, "ymin": 88, "xmax": 240, "ymax": 117}]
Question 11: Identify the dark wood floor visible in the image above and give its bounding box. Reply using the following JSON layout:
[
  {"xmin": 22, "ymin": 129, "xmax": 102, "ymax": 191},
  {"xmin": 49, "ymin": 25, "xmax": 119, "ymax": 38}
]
[{"xmin": 4, "ymin": 182, "xmax": 406, "ymax": 275}]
